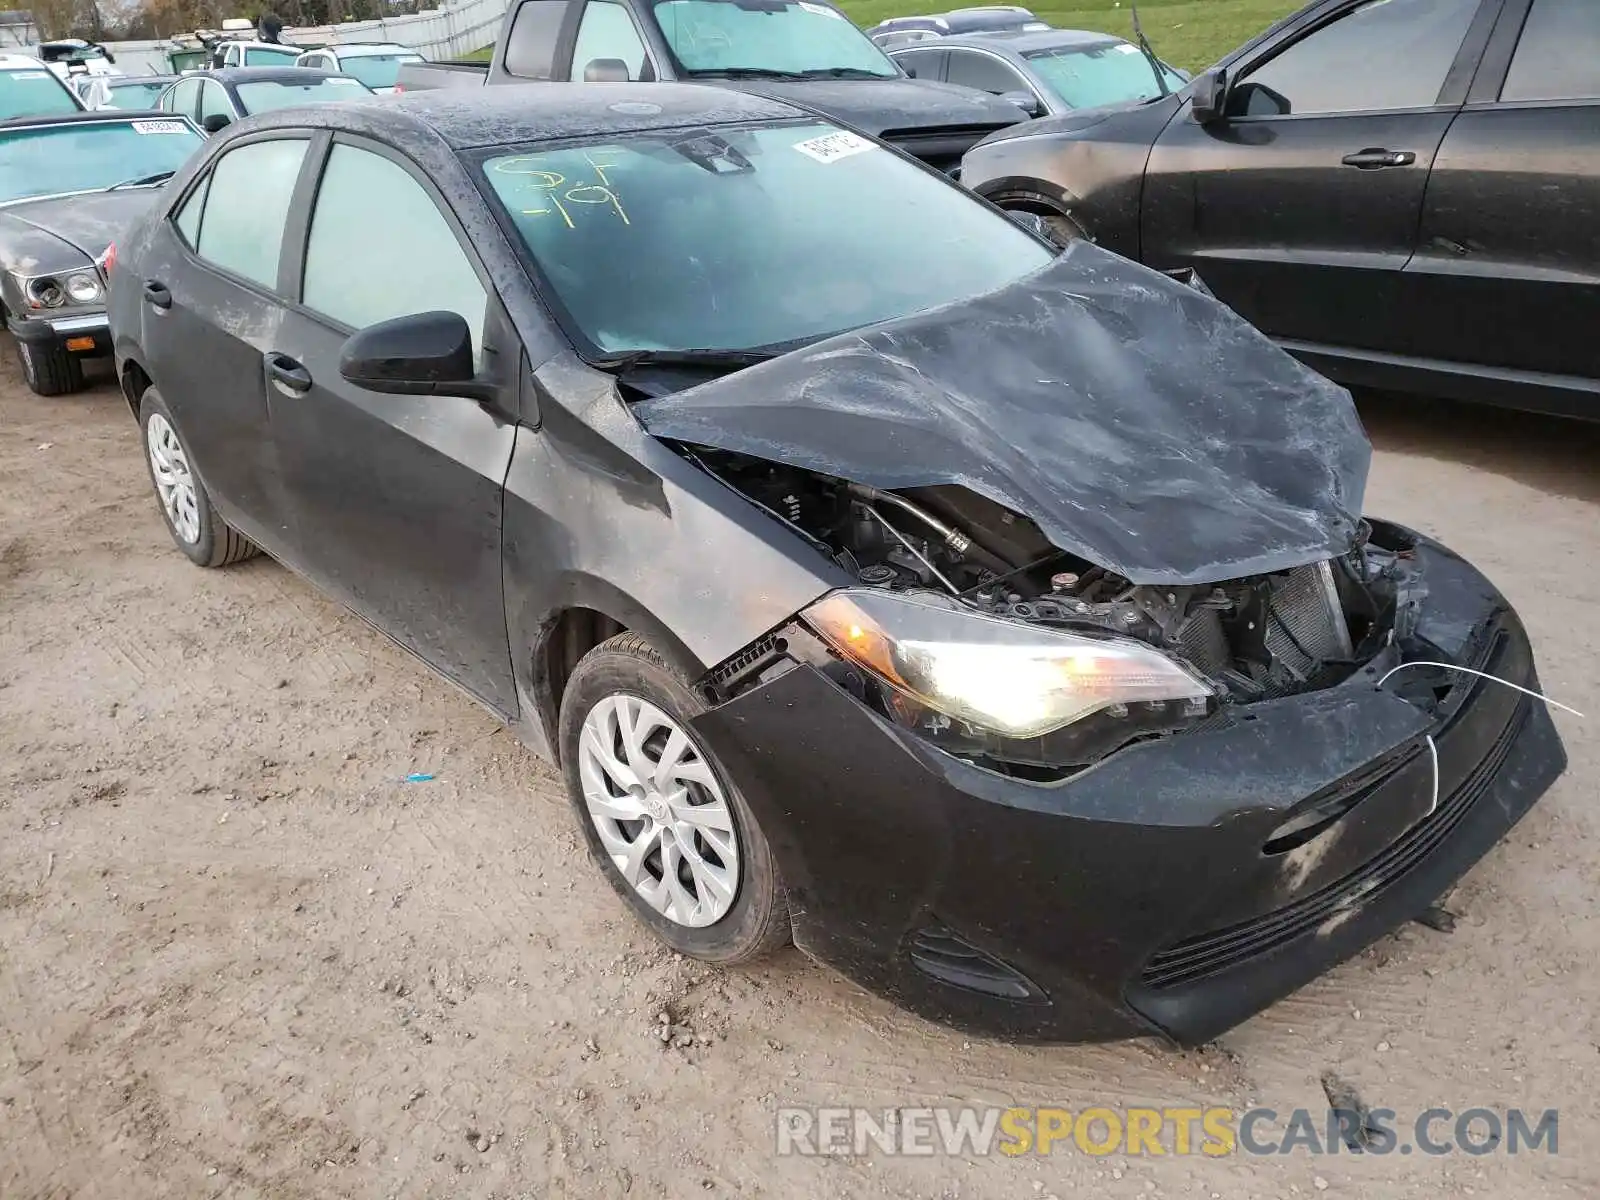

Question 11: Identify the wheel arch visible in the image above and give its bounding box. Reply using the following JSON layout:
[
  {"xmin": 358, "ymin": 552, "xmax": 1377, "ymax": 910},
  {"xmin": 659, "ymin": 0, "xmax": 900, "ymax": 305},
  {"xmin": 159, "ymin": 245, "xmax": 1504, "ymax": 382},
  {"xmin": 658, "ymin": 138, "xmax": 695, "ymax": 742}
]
[{"xmin": 119, "ymin": 354, "xmax": 153, "ymax": 421}]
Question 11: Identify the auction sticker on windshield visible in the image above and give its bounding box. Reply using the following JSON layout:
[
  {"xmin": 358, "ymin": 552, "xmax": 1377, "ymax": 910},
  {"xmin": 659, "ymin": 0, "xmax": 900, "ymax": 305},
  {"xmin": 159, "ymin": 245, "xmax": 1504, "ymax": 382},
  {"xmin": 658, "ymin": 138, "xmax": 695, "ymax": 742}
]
[
  {"xmin": 793, "ymin": 130, "xmax": 875, "ymax": 164},
  {"xmin": 798, "ymin": 2, "xmax": 846, "ymax": 17},
  {"xmin": 132, "ymin": 120, "xmax": 189, "ymax": 135}
]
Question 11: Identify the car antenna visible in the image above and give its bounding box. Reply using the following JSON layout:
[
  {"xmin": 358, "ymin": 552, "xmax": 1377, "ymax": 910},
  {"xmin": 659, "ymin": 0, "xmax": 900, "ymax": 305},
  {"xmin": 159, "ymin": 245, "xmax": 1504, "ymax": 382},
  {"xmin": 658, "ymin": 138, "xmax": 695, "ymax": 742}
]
[{"xmin": 1129, "ymin": 3, "xmax": 1172, "ymax": 98}]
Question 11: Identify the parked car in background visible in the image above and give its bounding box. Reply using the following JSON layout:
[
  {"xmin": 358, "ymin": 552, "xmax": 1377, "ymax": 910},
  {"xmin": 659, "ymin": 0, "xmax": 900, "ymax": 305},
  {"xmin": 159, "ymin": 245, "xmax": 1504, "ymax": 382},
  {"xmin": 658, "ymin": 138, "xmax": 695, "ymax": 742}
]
[
  {"xmin": 107, "ymin": 84, "xmax": 1566, "ymax": 1046},
  {"xmin": 157, "ymin": 67, "xmax": 374, "ymax": 133},
  {"xmin": 865, "ymin": 6, "xmax": 1050, "ymax": 49},
  {"xmin": 892, "ymin": 29, "xmax": 1188, "ymax": 117},
  {"xmin": 0, "ymin": 54, "xmax": 84, "ymax": 118},
  {"xmin": 36, "ymin": 38, "xmax": 120, "ymax": 89},
  {"xmin": 962, "ymin": 0, "xmax": 1600, "ymax": 418},
  {"xmin": 394, "ymin": 0, "xmax": 1027, "ymax": 173},
  {"xmin": 210, "ymin": 40, "xmax": 303, "ymax": 70},
  {"xmin": 295, "ymin": 42, "xmax": 423, "ymax": 94},
  {"xmin": 0, "ymin": 110, "xmax": 204, "ymax": 395},
  {"xmin": 81, "ymin": 74, "xmax": 183, "ymax": 111}
]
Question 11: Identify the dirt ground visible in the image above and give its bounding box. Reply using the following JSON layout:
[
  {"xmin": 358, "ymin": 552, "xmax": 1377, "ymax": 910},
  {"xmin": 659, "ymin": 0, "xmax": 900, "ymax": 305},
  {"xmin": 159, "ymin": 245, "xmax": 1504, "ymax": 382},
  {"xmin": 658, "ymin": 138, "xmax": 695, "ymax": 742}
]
[{"xmin": 1, "ymin": 346, "xmax": 1596, "ymax": 1200}]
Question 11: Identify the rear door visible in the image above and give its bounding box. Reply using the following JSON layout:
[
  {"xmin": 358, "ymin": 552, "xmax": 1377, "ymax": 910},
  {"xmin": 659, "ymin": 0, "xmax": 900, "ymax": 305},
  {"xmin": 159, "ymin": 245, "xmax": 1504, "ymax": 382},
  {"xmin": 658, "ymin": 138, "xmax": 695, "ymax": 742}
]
[
  {"xmin": 136, "ymin": 135, "xmax": 310, "ymax": 550},
  {"xmin": 1400, "ymin": 0, "xmax": 1600, "ymax": 403},
  {"xmin": 1141, "ymin": 0, "xmax": 1497, "ymax": 355},
  {"xmin": 265, "ymin": 137, "xmax": 520, "ymax": 713}
]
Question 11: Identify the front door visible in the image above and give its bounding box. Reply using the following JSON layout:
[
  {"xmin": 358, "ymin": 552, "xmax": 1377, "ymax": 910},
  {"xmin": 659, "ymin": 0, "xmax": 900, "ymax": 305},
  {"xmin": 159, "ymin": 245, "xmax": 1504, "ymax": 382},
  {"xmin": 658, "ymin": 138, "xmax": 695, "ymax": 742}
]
[
  {"xmin": 264, "ymin": 137, "xmax": 521, "ymax": 714},
  {"xmin": 136, "ymin": 135, "xmax": 309, "ymax": 550},
  {"xmin": 1141, "ymin": 0, "xmax": 1493, "ymax": 356}
]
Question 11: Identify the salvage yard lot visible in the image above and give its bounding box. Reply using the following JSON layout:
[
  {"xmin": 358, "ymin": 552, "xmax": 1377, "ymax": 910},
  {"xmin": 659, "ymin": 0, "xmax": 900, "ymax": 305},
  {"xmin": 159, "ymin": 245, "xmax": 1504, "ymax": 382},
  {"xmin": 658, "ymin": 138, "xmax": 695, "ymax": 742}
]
[
  {"xmin": 3, "ymin": 350, "xmax": 1598, "ymax": 1195},
  {"xmin": 840, "ymin": 0, "xmax": 1305, "ymax": 70}
]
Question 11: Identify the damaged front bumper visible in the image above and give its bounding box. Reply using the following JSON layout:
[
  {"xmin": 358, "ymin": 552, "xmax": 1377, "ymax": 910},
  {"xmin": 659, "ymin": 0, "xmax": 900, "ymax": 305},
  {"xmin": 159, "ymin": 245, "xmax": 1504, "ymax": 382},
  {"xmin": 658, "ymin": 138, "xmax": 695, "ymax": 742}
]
[
  {"xmin": 7, "ymin": 309, "xmax": 111, "ymax": 355},
  {"xmin": 689, "ymin": 536, "xmax": 1568, "ymax": 1044}
]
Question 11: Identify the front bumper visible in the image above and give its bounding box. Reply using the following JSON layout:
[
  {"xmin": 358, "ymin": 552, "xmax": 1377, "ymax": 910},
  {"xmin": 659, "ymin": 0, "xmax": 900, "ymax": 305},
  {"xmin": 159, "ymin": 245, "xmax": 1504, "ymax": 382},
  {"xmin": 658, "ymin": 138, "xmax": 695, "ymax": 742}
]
[
  {"xmin": 691, "ymin": 538, "xmax": 1568, "ymax": 1044},
  {"xmin": 8, "ymin": 310, "xmax": 111, "ymax": 355}
]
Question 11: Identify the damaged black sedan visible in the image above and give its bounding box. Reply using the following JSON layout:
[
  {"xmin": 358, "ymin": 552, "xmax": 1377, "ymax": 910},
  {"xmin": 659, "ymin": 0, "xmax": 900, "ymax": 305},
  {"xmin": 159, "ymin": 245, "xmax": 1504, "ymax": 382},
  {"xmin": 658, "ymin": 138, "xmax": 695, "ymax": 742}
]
[{"xmin": 107, "ymin": 86, "xmax": 1567, "ymax": 1045}]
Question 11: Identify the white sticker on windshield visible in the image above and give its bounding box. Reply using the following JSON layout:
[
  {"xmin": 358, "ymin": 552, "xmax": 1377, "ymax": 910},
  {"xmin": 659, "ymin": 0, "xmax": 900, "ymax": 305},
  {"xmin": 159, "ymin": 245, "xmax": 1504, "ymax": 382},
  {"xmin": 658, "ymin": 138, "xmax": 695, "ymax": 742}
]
[
  {"xmin": 327, "ymin": 77, "xmax": 364, "ymax": 86},
  {"xmin": 798, "ymin": 2, "xmax": 844, "ymax": 17},
  {"xmin": 1114, "ymin": 42, "xmax": 1141, "ymax": 54},
  {"xmin": 793, "ymin": 130, "xmax": 875, "ymax": 164},
  {"xmin": 132, "ymin": 119, "xmax": 189, "ymax": 135},
  {"xmin": 15, "ymin": 70, "xmax": 51, "ymax": 79}
]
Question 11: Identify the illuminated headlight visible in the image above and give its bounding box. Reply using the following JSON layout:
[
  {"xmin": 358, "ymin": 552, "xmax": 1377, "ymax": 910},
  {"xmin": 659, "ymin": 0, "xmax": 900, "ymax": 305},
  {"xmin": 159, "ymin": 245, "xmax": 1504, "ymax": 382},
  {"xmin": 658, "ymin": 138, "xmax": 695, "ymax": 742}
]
[
  {"xmin": 806, "ymin": 589, "xmax": 1211, "ymax": 739},
  {"xmin": 28, "ymin": 276, "xmax": 64, "ymax": 308},
  {"xmin": 64, "ymin": 272, "xmax": 103, "ymax": 305}
]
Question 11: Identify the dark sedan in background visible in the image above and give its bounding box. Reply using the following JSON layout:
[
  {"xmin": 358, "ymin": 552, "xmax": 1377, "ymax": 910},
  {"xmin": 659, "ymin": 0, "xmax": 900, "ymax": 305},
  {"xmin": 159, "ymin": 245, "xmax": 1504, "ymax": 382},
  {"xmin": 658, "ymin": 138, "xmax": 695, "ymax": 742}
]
[
  {"xmin": 0, "ymin": 111, "xmax": 204, "ymax": 394},
  {"xmin": 156, "ymin": 66, "xmax": 373, "ymax": 133},
  {"xmin": 106, "ymin": 85, "xmax": 1565, "ymax": 1045},
  {"xmin": 961, "ymin": 0, "xmax": 1600, "ymax": 418}
]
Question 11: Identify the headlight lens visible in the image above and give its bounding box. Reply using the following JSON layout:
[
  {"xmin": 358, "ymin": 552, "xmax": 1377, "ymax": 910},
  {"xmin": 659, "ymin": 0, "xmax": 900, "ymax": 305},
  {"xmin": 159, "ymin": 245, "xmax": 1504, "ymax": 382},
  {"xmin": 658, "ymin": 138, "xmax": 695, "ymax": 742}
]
[
  {"xmin": 805, "ymin": 588, "xmax": 1212, "ymax": 739},
  {"xmin": 64, "ymin": 272, "xmax": 102, "ymax": 304}
]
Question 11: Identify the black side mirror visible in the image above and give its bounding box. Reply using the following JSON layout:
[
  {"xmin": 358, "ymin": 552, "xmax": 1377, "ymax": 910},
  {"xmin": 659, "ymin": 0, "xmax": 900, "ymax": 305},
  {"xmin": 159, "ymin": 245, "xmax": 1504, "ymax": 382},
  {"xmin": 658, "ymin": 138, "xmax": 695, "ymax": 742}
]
[
  {"xmin": 1190, "ymin": 67, "xmax": 1228, "ymax": 125},
  {"xmin": 339, "ymin": 310, "xmax": 495, "ymax": 401},
  {"xmin": 583, "ymin": 57, "xmax": 630, "ymax": 82},
  {"xmin": 1000, "ymin": 89, "xmax": 1043, "ymax": 118},
  {"xmin": 201, "ymin": 113, "xmax": 230, "ymax": 133}
]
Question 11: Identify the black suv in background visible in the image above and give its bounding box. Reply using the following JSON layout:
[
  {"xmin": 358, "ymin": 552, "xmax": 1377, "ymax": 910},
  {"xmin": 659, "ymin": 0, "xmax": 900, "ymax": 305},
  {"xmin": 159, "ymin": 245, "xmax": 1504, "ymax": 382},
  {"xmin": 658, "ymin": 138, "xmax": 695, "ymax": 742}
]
[{"xmin": 961, "ymin": 0, "xmax": 1600, "ymax": 418}]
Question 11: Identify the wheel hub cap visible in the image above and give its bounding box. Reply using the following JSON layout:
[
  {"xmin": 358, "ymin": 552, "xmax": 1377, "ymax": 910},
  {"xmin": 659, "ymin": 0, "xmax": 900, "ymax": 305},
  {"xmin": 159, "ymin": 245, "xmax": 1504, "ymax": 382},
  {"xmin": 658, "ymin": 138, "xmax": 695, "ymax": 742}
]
[
  {"xmin": 576, "ymin": 694, "xmax": 741, "ymax": 928},
  {"xmin": 145, "ymin": 412, "xmax": 200, "ymax": 545}
]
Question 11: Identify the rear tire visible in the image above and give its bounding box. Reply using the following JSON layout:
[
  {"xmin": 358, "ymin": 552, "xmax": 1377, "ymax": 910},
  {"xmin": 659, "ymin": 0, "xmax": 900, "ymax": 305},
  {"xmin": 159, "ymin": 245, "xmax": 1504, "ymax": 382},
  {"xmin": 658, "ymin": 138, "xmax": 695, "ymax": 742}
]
[
  {"xmin": 138, "ymin": 386, "xmax": 259, "ymax": 568},
  {"xmin": 17, "ymin": 338, "xmax": 85, "ymax": 396},
  {"xmin": 558, "ymin": 632, "xmax": 791, "ymax": 965}
]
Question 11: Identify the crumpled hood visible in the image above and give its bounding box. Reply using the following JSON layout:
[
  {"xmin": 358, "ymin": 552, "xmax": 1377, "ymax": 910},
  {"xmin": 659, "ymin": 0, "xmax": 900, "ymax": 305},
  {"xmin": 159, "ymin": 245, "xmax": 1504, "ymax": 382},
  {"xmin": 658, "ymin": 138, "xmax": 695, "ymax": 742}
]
[
  {"xmin": 0, "ymin": 189, "xmax": 155, "ymax": 264},
  {"xmin": 705, "ymin": 76, "xmax": 1025, "ymax": 135},
  {"xmin": 633, "ymin": 241, "xmax": 1371, "ymax": 585}
]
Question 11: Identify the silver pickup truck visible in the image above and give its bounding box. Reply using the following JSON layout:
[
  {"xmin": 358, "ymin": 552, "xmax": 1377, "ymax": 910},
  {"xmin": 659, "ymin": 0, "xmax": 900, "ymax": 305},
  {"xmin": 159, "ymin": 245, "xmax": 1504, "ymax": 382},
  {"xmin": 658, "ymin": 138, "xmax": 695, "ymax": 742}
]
[{"xmin": 397, "ymin": 0, "xmax": 1028, "ymax": 173}]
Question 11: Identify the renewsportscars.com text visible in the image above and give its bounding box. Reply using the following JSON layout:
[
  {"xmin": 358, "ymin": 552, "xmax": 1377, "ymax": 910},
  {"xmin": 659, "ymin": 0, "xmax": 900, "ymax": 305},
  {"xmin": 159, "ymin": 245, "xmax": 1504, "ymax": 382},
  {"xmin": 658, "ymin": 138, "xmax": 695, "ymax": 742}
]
[{"xmin": 775, "ymin": 1106, "xmax": 1559, "ymax": 1158}]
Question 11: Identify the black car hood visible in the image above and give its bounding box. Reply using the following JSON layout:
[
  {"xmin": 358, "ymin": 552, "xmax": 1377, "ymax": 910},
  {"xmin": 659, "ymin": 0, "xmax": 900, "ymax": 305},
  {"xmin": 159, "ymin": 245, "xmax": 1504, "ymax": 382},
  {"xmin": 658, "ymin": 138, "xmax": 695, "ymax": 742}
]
[
  {"xmin": 633, "ymin": 242, "xmax": 1371, "ymax": 585},
  {"xmin": 701, "ymin": 76, "xmax": 1025, "ymax": 134},
  {"xmin": 0, "ymin": 189, "xmax": 154, "ymax": 265}
]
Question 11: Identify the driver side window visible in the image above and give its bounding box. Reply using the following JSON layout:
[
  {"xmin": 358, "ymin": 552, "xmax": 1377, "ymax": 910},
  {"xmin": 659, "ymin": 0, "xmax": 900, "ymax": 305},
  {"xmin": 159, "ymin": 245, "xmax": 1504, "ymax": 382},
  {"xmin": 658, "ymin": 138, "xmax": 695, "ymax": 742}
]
[
  {"xmin": 199, "ymin": 81, "xmax": 232, "ymax": 124},
  {"xmin": 572, "ymin": 0, "xmax": 652, "ymax": 81},
  {"xmin": 1231, "ymin": 0, "xmax": 1480, "ymax": 117}
]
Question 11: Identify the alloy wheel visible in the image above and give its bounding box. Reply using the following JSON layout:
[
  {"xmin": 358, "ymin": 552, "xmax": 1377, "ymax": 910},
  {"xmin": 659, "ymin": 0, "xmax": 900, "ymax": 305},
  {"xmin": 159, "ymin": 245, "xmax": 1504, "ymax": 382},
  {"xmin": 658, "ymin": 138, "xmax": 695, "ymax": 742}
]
[
  {"xmin": 577, "ymin": 694, "xmax": 741, "ymax": 928},
  {"xmin": 146, "ymin": 412, "xmax": 200, "ymax": 545}
]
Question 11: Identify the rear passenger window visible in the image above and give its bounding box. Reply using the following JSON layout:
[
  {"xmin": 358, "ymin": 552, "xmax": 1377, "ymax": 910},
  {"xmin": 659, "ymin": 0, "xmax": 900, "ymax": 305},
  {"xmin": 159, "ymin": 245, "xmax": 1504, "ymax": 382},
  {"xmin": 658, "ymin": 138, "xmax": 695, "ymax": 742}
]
[
  {"xmin": 505, "ymin": 0, "xmax": 569, "ymax": 79},
  {"xmin": 193, "ymin": 139, "xmax": 307, "ymax": 288},
  {"xmin": 1502, "ymin": 0, "xmax": 1600, "ymax": 102},
  {"xmin": 300, "ymin": 144, "xmax": 487, "ymax": 347}
]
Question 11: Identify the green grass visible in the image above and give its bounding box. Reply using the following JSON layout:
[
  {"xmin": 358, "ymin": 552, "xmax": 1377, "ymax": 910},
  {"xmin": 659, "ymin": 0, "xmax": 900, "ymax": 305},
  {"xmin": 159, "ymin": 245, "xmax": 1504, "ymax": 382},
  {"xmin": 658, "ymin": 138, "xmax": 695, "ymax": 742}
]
[
  {"xmin": 464, "ymin": 0, "xmax": 1299, "ymax": 74},
  {"xmin": 839, "ymin": 0, "xmax": 1301, "ymax": 71}
]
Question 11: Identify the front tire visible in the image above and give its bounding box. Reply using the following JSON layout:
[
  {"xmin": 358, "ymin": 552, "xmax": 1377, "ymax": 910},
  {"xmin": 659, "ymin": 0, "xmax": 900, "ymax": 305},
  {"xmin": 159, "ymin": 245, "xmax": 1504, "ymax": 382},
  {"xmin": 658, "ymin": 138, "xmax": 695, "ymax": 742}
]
[
  {"xmin": 558, "ymin": 632, "xmax": 790, "ymax": 965},
  {"xmin": 138, "ymin": 386, "xmax": 258, "ymax": 568},
  {"xmin": 17, "ymin": 337, "xmax": 85, "ymax": 396}
]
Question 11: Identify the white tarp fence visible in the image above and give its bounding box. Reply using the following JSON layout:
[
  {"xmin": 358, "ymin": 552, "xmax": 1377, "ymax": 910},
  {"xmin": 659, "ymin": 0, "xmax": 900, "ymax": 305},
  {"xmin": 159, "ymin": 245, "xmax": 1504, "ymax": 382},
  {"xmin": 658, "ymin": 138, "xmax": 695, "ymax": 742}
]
[{"xmin": 26, "ymin": 0, "xmax": 511, "ymax": 77}]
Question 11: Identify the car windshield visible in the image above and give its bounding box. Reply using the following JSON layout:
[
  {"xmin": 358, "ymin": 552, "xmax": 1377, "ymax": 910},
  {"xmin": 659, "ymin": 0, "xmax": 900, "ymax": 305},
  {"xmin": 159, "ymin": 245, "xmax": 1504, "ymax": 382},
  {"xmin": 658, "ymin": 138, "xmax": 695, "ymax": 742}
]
[
  {"xmin": 0, "ymin": 68, "xmax": 80, "ymax": 119},
  {"xmin": 1024, "ymin": 41, "xmax": 1185, "ymax": 108},
  {"xmin": 653, "ymin": 0, "xmax": 898, "ymax": 77},
  {"xmin": 235, "ymin": 76, "xmax": 371, "ymax": 113},
  {"xmin": 104, "ymin": 80, "xmax": 172, "ymax": 108},
  {"xmin": 0, "ymin": 118, "xmax": 201, "ymax": 204},
  {"xmin": 245, "ymin": 46, "xmax": 301, "ymax": 65},
  {"xmin": 337, "ymin": 53, "xmax": 422, "ymax": 89},
  {"xmin": 478, "ymin": 121, "xmax": 1052, "ymax": 355}
]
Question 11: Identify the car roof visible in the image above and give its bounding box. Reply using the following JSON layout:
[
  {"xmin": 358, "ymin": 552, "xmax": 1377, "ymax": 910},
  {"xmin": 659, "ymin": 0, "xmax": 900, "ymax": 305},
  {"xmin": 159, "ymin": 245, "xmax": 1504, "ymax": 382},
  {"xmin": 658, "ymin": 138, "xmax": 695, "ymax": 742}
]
[
  {"xmin": 320, "ymin": 43, "xmax": 419, "ymax": 56},
  {"xmin": 241, "ymin": 82, "xmax": 806, "ymax": 151},
  {"xmin": 0, "ymin": 52, "xmax": 52, "ymax": 69},
  {"xmin": 209, "ymin": 66, "xmax": 346, "ymax": 84},
  {"xmin": 922, "ymin": 28, "xmax": 1128, "ymax": 53},
  {"xmin": 111, "ymin": 74, "xmax": 181, "ymax": 85}
]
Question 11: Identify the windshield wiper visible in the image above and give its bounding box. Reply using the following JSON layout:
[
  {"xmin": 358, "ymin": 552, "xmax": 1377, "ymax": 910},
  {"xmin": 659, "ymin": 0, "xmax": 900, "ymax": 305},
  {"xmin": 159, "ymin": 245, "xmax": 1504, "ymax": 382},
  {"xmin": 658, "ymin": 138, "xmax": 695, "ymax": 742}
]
[
  {"xmin": 1129, "ymin": 3, "xmax": 1173, "ymax": 99},
  {"xmin": 684, "ymin": 67, "xmax": 809, "ymax": 80},
  {"xmin": 597, "ymin": 347, "xmax": 778, "ymax": 370},
  {"xmin": 792, "ymin": 67, "xmax": 895, "ymax": 79},
  {"xmin": 107, "ymin": 170, "xmax": 176, "ymax": 191}
]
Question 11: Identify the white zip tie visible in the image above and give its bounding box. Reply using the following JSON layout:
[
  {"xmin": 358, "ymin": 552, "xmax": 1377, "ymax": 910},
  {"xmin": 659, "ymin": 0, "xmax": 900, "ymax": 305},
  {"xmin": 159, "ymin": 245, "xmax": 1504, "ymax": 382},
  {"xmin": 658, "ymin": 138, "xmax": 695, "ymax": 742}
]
[{"xmin": 1375, "ymin": 661, "xmax": 1585, "ymax": 719}]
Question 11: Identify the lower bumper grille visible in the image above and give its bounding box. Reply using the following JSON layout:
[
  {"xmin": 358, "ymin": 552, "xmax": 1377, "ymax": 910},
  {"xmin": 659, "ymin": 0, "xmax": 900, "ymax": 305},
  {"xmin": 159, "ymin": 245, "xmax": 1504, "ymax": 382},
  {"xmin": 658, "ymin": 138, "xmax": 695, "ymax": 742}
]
[{"xmin": 1139, "ymin": 696, "xmax": 1529, "ymax": 991}]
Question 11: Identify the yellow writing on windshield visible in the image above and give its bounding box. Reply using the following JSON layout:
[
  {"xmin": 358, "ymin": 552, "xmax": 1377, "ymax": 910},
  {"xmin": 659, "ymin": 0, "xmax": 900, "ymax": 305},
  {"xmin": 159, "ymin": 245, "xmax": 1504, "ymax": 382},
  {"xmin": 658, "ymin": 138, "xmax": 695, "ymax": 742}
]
[{"xmin": 494, "ymin": 152, "xmax": 630, "ymax": 230}]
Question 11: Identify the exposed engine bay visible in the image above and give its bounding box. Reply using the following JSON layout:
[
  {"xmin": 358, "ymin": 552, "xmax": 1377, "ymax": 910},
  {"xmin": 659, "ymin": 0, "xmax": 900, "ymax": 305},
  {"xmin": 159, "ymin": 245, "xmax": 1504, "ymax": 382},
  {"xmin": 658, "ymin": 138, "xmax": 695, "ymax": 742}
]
[{"xmin": 688, "ymin": 447, "xmax": 1429, "ymax": 773}]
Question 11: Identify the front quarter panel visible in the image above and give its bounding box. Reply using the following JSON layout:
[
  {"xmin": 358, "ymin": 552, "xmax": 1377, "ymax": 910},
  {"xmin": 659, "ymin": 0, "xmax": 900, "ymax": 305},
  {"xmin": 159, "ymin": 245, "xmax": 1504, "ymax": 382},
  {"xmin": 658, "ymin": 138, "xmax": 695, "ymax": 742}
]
[
  {"xmin": 501, "ymin": 353, "xmax": 849, "ymax": 756},
  {"xmin": 960, "ymin": 97, "xmax": 1182, "ymax": 256}
]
